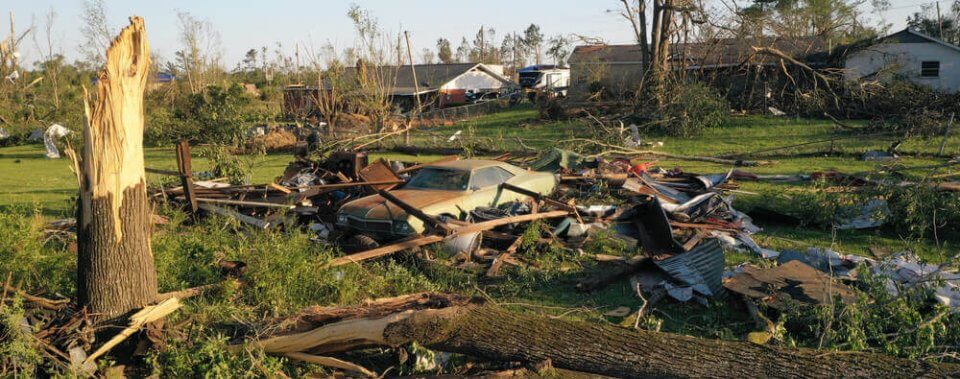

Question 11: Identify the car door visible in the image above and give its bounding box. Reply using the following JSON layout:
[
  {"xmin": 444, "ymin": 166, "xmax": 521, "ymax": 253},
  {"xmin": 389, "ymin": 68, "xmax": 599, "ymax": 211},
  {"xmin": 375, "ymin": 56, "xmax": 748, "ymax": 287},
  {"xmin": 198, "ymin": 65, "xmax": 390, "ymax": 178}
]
[{"xmin": 468, "ymin": 167, "xmax": 516, "ymax": 207}]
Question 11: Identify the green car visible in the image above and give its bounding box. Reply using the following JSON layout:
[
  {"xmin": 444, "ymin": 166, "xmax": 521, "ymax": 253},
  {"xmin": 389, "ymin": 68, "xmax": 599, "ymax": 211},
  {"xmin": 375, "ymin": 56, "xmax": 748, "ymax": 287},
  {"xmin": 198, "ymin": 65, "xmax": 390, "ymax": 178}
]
[{"xmin": 336, "ymin": 159, "xmax": 558, "ymax": 241}]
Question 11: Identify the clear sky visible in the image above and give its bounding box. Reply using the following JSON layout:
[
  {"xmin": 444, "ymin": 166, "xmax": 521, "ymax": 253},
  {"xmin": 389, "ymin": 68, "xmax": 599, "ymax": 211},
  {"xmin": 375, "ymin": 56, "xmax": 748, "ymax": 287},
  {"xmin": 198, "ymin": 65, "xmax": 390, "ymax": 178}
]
[{"xmin": 3, "ymin": 0, "xmax": 947, "ymax": 67}]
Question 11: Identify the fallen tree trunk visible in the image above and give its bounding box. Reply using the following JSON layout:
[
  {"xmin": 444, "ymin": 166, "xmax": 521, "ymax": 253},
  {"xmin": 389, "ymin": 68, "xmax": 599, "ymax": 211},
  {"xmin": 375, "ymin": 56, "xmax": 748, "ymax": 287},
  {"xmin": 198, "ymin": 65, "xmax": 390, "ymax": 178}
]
[{"xmin": 245, "ymin": 302, "xmax": 960, "ymax": 378}]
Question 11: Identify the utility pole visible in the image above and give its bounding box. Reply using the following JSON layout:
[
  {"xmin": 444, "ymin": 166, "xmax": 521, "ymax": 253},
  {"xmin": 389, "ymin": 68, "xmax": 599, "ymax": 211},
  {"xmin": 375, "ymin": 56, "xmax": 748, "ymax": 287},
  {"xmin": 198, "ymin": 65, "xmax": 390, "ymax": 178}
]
[
  {"xmin": 404, "ymin": 31, "xmax": 421, "ymax": 145},
  {"xmin": 937, "ymin": 2, "xmax": 944, "ymax": 39},
  {"xmin": 295, "ymin": 43, "xmax": 301, "ymax": 84},
  {"xmin": 479, "ymin": 25, "xmax": 485, "ymax": 63}
]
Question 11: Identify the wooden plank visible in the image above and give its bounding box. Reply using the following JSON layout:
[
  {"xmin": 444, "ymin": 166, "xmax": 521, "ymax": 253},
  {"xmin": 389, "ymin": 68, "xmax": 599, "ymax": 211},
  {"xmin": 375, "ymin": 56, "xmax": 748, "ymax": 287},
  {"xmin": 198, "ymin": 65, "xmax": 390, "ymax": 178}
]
[
  {"xmin": 486, "ymin": 236, "xmax": 523, "ymax": 278},
  {"xmin": 447, "ymin": 210, "xmax": 570, "ymax": 236},
  {"xmin": 359, "ymin": 159, "xmax": 402, "ymax": 191},
  {"xmin": 327, "ymin": 235, "xmax": 445, "ymax": 267},
  {"xmin": 189, "ymin": 197, "xmax": 295, "ymax": 209},
  {"xmin": 327, "ymin": 210, "xmax": 570, "ymax": 267},
  {"xmin": 176, "ymin": 140, "xmax": 198, "ymax": 213},
  {"xmin": 269, "ymin": 182, "xmax": 293, "ymax": 194},
  {"xmin": 397, "ymin": 156, "xmax": 459, "ymax": 175},
  {"xmin": 145, "ymin": 167, "xmax": 180, "ymax": 176},
  {"xmin": 198, "ymin": 203, "xmax": 272, "ymax": 229},
  {"xmin": 377, "ymin": 189, "xmax": 454, "ymax": 233}
]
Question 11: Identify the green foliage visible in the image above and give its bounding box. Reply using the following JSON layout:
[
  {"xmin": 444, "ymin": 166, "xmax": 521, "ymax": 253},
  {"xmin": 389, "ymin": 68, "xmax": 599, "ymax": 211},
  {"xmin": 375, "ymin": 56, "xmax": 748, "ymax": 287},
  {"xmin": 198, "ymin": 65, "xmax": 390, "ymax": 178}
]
[
  {"xmin": 173, "ymin": 84, "xmax": 258, "ymax": 145},
  {"xmin": 639, "ymin": 82, "xmax": 728, "ymax": 137},
  {"xmin": 0, "ymin": 208, "xmax": 76, "ymax": 294},
  {"xmin": 196, "ymin": 145, "xmax": 256, "ymax": 185},
  {"xmin": 866, "ymin": 181, "xmax": 960, "ymax": 238},
  {"xmin": 151, "ymin": 333, "xmax": 293, "ymax": 378},
  {"xmin": 782, "ymin": 268, "xmax": 960, "ymax": 358},
  {"xmin": 0, "ymin": 298, "xmax": 44, "ymax": 377}
]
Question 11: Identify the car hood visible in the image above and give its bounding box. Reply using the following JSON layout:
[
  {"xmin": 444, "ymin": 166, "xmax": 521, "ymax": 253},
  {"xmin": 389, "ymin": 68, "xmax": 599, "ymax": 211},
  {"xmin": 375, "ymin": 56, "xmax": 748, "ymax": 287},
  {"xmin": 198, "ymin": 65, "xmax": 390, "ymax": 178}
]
[{"xmin": 339, "ymin": 189, "xmax": 466, "ymax": 220}]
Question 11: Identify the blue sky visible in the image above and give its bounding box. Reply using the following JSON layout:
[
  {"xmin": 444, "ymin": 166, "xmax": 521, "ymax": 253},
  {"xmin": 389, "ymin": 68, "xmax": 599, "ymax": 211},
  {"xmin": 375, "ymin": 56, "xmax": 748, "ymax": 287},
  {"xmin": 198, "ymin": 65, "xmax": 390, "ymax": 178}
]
[{"xmin": 4, "ymin": 0, "xmax": 945, "ymax": 67}]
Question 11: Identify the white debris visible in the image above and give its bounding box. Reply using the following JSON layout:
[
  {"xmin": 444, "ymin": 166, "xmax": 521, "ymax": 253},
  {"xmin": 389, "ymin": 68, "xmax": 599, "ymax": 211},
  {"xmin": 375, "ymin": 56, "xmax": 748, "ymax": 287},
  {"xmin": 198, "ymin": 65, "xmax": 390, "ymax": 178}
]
[
  {"xmin": 872, "ymin": 253, "xmax": 960, "ymax": 308},
  {"xmin": 447, "ymin": 130, "xmax": 462, "ymax": 142},
  {"xmin": 43, "ymin": 124, "xmax": 71, "ymax": 159}
]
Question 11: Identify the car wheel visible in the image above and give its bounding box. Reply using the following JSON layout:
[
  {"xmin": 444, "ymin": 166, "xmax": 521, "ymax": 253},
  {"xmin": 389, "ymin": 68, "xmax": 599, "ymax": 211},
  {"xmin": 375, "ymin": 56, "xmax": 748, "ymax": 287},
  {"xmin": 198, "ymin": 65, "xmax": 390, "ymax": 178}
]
[{"xmin": 344, "ymin": 234, "xmax": 380, "ymax": 253}]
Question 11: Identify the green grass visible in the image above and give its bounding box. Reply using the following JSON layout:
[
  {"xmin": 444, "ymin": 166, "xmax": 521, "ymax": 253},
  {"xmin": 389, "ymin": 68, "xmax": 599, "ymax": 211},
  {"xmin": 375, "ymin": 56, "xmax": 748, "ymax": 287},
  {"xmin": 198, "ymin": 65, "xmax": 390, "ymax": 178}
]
[{"xmin": 3, "ymin": 107, "xmax": 959, "ymax": 375}]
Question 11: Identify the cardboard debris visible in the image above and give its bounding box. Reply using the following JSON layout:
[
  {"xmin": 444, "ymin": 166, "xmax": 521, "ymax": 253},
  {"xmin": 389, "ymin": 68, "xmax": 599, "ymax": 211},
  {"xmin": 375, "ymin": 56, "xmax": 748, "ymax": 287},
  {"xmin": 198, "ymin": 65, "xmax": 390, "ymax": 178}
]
[{"xmin": 724, "ymin": 261, "xmax": 857, "ymax": 309}]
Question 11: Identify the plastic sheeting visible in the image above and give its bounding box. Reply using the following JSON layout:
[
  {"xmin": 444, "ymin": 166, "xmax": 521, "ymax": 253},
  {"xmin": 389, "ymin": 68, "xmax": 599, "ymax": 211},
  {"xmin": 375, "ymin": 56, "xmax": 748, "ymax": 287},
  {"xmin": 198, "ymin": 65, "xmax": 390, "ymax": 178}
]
[{"xmin": 43, "ymin": 124, "xmax": 71, "ymax": 159}]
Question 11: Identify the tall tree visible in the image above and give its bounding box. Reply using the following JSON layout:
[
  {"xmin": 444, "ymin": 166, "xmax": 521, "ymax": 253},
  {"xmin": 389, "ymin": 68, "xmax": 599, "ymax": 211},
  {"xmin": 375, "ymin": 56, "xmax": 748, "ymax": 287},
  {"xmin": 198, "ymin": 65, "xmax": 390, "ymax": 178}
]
[
  {"xmin": 547, "ymin": 34, "xmax": 572, "ymax": 66},
  {"xmin": 79, "ymin": 0, "xmax": 112, "ymax": 67},
  {"xmin": 75, "ymin": 16, "xmax": 157, "ymax": 321},
  {"xmin": 523, "ymin": 24, "xmax": 544, "ymax": 65},
  {"xmin": 174, "ymin": 12, "xmax": 223, "ymax": 94},
  {"xmin": 456, "ymin": 37, "xmax": 471, "ymax": 63},
  {"xmin": 436, "ymin": 38, "xmax": 454, "ymax": 63},
  {"xmin": 907, "ymin": 1, "xmax": 960, "ymax": 44},
  {"xmin": 34, "ymin": 8, "xmax": 62, "ymax": 107}
]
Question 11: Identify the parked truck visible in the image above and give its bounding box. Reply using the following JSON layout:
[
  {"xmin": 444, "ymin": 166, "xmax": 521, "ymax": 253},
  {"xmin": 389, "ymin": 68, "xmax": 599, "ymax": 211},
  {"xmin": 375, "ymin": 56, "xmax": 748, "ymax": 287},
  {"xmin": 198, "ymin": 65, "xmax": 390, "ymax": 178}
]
[{"xmin": 517, "ymin": 65, "xmax": 570, "ymax": 101}]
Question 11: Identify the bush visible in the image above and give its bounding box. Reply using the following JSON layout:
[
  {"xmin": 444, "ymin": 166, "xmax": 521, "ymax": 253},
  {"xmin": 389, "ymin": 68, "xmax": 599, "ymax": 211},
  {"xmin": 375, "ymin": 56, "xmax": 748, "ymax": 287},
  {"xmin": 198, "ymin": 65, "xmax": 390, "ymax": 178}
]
[{"xmin": 637, "ymin": 82, "xmax": 728, "ymax": 137}]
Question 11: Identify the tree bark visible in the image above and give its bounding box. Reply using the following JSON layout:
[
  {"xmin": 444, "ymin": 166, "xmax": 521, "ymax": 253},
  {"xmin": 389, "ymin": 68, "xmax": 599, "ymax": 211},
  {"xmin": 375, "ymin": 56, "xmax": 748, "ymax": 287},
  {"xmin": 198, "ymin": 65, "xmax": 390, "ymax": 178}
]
[
  {"xmin": 390, "ymin": 306, "xmax": 960, "ymax": 378},
  {"xmin": 250, "ymin": 303, "xmax": 960, "ymax": 378},
  {"xmin": 76, "ymin": 17, "xmax": 157, "ymax": 321}
]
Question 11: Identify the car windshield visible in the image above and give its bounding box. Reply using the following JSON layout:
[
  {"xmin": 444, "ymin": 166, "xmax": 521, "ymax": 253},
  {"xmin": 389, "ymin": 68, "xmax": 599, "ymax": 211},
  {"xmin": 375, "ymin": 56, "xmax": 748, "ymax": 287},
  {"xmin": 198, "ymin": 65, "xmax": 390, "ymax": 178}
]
[{"xmin": 406, "ymin": 168, "xmax": 470, "ymax": 191}]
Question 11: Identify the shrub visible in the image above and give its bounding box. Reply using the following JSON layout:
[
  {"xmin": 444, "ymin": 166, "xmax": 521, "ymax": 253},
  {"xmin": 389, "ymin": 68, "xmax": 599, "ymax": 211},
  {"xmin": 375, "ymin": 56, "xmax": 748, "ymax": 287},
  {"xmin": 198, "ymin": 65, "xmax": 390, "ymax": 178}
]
[{"xmin": 636, "ymin": 82, "xmax": 728, "ymax": 137}]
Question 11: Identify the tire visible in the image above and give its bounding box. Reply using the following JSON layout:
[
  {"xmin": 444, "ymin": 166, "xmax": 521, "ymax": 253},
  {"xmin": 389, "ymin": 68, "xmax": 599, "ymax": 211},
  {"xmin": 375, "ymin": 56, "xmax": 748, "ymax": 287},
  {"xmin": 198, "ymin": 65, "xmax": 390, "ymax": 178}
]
[{"xmin": 344, "ymin": 234, "xmax": 380, "ymax": 253}]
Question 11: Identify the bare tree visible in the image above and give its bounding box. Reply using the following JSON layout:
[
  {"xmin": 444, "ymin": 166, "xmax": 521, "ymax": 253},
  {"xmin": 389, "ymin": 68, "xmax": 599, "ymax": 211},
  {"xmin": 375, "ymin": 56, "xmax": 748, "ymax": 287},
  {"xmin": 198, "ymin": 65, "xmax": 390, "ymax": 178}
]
[
  {"xmin": 174, "ymin": 11, "xmax": 223, "ymax": 94},
  {"xmin": 347, "ymin": 5, "xmax": 398, "ymax": 132},
  {"xmin": 33, "ymin": 8, "xmax": 62, "ymax": 107},
  {"xmin": 420, "ymin": 48, "xmax": 435, "ymax": 64},
  {"xmin": 79, "ymin": 0, "xmax": 112, "ymax": 67}
]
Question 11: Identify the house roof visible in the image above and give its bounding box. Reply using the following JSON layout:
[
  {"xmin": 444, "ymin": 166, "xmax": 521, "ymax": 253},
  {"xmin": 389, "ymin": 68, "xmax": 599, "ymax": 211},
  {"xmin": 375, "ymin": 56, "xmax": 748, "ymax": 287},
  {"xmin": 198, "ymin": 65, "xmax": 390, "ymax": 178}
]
[
  {"xmin": 879, "ymin": 28, "xmax": 960, "ymax": 53},
  {"xmin": 569, "ymin": 36, "xmax": 830, "ymax": 68},
  {"xmin": 294, "ymin": 63, "xmax": 515, "ymax": 96}
]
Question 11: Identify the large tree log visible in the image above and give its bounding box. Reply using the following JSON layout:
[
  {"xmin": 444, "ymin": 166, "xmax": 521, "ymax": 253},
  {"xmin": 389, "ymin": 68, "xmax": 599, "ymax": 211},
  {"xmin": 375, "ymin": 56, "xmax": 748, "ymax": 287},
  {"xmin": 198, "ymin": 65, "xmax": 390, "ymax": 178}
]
[
  {"xmin": 246, "ymin": 302, "xmax": 960, "ymax": 378},
  {"xmin": 75, "ymin": 17, "xmax": 157, "ymax": 320}
]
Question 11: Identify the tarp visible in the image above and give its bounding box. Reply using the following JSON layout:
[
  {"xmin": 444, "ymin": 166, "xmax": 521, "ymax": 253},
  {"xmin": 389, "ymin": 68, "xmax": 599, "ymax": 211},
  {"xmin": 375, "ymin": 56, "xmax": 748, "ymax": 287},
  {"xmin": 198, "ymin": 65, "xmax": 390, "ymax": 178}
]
[{"xmin": 43, "ymin": 124, "xmax": 71, "ymax": 159}]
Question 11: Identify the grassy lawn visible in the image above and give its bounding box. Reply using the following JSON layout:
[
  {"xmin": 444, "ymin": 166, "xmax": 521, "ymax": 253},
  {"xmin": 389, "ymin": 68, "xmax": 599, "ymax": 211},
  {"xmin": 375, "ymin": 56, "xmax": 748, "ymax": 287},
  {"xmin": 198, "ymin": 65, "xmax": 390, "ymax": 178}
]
[{"xmin": 3, "ymin": 107, "xmax": 959, "ymax": 374}]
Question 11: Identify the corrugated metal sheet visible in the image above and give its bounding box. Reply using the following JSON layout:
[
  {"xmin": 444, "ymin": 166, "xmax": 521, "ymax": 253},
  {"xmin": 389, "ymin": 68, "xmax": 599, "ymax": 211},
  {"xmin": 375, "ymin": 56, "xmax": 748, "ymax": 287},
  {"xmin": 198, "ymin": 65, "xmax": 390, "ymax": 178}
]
[{"xmin": 654, "ymin": 239, "xmax": 726, "ymax": 298}]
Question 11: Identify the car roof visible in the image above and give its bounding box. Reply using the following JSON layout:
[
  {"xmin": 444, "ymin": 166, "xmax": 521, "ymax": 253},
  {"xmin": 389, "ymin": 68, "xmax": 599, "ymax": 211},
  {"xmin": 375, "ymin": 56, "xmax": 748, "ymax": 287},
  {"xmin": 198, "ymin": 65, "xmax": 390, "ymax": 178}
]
[{"xmin": 426, "ymin": 159, "xmax": 512, "ymax": 171}]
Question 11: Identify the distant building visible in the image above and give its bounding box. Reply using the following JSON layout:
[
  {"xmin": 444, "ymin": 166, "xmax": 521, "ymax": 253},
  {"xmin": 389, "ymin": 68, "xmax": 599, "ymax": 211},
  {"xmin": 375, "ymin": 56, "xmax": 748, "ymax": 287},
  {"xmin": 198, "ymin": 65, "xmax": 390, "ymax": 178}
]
[
  {"xmin": 283, "ymin": 63, "xmax": 516, "ymax": 118},
  {"xmin": 567, "ymin": 37, "xmax": 829, "ymax": 103},
  {"xmin": 843, "ymin": 29, "xmax": 960, "ymax": 93}
]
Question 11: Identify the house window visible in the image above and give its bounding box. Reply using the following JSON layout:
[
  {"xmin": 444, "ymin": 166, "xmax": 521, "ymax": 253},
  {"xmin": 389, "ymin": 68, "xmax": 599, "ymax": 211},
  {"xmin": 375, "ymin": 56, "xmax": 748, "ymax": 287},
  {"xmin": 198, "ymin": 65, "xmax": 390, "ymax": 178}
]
[{"xmin": 921, "ymin": 61, "xmax": 940, "ymax": 78}]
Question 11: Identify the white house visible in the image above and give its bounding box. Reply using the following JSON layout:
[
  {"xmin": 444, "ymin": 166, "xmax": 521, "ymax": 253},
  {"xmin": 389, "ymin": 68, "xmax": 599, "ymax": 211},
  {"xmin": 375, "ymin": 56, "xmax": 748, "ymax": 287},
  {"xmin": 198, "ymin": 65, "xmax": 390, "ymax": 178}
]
[{"xmin": 844, "ymin": 29, "xmax": 960, "ymax": 93}]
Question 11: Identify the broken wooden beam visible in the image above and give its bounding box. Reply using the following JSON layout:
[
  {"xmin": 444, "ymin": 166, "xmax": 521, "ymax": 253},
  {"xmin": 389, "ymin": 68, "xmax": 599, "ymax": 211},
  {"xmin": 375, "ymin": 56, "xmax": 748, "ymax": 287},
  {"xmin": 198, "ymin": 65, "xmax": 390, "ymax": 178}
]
[
  {"xmin": 176, "ymin": 140, "xmax": 199, "ymax": 213},
  {"xmin": 377, "ymin": 189, "xmax": 454, "ymax": 234},
  {"xmin": 327, "ymin": 235, "xmax": 446, "ymax": 267},
  {"xmin": 198, "ymin": 203, "xmax": 273, "ymax": 229},
  {"xmin": 327, "ymin": 210, "xmax": 571, "ymax": 267},
  {"xmin": 184, "ymin": 197, "xmax": 295, "ymax": 209}
]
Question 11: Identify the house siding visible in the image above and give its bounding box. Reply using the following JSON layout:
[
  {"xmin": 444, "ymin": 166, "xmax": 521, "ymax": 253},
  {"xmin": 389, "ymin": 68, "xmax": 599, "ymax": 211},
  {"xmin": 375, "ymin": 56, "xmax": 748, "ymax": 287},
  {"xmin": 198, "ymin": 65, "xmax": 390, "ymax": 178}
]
[{"xmin": 844, "ymin": 41, "xmax": 960, "ymax": 93}]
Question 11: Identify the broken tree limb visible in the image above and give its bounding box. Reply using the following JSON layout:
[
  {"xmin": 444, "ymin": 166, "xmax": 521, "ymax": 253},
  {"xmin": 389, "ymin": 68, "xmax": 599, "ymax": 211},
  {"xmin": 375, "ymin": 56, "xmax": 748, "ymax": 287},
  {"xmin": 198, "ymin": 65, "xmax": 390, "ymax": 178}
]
[
  {"xmin": 243, "ymin": 301, "xmax": 960, "ymax": 378},
  {"xmin": 284, "ymin": 352, "xmax": 376, "ymax": 377},
  {"xmin": 559, "ymin": 138, "xmax": 764, "ymax": 166},
  {"xmin": 0, "ymin": 281, "xmax": 70, "ymax": 310},
  {"xmin": 83, "ymin": 297, "xmax": 182, "ymax": 366}
]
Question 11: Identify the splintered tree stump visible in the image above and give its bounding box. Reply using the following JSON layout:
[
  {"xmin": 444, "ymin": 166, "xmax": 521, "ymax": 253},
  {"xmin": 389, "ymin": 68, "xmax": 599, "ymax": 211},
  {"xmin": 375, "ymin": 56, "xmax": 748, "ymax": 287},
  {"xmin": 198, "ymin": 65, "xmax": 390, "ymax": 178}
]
[
  {"xmin": 249, "ymin": 302, "xmax": 960, "ymax": 378},
  {"xmin": 75, "ymin": 17, "xmax": 157, "ymax": 320}
]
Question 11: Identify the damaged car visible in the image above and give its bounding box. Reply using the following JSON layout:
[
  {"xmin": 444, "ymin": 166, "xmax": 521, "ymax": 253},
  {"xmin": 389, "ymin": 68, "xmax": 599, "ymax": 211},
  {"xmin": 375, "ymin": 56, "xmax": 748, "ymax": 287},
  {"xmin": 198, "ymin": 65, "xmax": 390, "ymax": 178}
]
[{"xmin": 336, "ymin": 159, "xmax": 558, "ymax": 244}]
